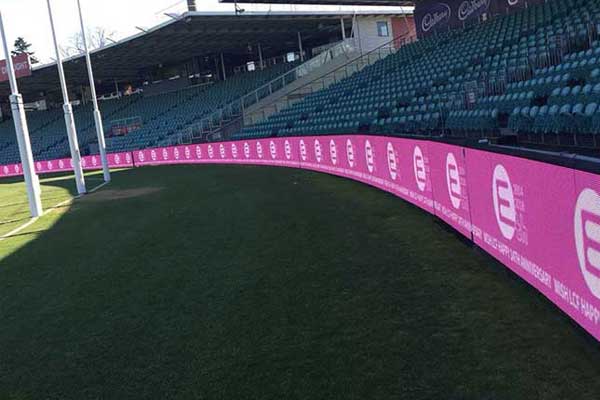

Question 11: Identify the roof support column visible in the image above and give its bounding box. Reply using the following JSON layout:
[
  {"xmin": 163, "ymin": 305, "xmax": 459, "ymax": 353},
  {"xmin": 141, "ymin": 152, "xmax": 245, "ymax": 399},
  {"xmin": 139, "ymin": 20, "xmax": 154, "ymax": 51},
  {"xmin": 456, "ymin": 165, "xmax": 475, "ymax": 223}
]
[
  {"xmin": 214, "ymin": 56, "xmax": 220, "ymax": 80},
  {"xmin": 258, "ymin": 43, "xmax": 264, "ymax": 70},
  {"xmin": 297, "ymin": 31, "xmax": 304, "ymax": 62},
  {"xmin": 353, "ymin": 13, "xmax": 363, "ymax": 56},
  {"xmin": 341, "ymin": 18, "xmax": 346, "ymax": 40},
  {"xmin": 220, "ymin": 52, "xmax": 227, "ymax": 81}
]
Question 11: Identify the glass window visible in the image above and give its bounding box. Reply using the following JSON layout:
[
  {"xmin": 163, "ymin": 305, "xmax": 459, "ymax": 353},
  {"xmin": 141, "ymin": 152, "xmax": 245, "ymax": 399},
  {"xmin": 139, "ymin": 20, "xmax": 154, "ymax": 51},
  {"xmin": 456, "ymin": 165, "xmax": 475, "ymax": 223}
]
[{"xmin": 377, "ymin": 21, "xmax": 389, "ymax": 37}]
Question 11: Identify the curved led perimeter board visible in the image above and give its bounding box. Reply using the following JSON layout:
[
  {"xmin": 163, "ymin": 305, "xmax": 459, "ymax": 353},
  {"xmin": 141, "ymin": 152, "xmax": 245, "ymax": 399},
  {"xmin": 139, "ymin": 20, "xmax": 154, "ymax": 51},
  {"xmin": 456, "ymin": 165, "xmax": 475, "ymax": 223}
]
[{"xmin": 2, "ymin": 135, "xmax": 600, "ymax": 341}]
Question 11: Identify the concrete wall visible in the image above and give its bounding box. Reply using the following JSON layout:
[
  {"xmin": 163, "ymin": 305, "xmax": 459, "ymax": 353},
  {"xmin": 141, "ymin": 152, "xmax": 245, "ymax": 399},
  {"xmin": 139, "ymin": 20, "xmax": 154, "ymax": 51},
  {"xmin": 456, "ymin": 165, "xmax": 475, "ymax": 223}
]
[
  {"xmin": 391, "ymin": 16, "xmax": 417, "ymax": 48},
  {"xmin": 352, "ymin": 16, "xmax": 395, "ymax": 54}
]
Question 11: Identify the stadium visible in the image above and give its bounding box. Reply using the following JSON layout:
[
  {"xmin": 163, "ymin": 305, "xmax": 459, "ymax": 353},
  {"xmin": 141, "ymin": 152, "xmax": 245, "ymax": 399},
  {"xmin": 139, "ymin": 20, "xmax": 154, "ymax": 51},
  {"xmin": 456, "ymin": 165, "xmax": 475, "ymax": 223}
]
[{"xmin": 1, "ymin": 0, "xmax": 600, "ymax": 397}]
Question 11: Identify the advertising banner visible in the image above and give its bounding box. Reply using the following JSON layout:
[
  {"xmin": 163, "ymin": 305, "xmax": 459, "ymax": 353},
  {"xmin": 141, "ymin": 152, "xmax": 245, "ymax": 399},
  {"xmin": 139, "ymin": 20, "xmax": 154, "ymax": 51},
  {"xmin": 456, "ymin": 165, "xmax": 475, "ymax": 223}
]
[
  {"xmin": 81, "ymin": 152, "xmax": 134, "ymax": 170},
  {"xmin": 572, "ymin": 170, "xmax": 600, "ymax": 338},
  {"xmin": 132, "ymin": 139, "xmax": 301, "ymax": 170},
  {"xmin": 106, "ymin": 151, "xmax": 135, "ymax": 169},
  {"xmin": 490, "ymin": 0, "xmax": 544, "ymax": 16},
  {"xmin": 1, "ymin": 152, "xmax": 134, "ymax": 178},
  {"xmin": 34, "ymin": 157, "xmax": 73, "ymax": 174},
  {"xmin": 415, "ymin": 0, "xmax": 454, "ymax": 37},
  {"xmin": 296, "ymin": 136, "xmax": 434, "ymax": 213},
  {"xmin": 415, "ymin": 0, "xmax": 503, "ymax": 38},
  {"xmin": 2, "ymin": 135, "xmax": 600, "ymax": 340},
  {"xmin": 415, "ymin": 0, "xmax": 547, "ymax": 38},
  {"xmin": 134, "ymin": 145, "xmax": 197, "ymax": 167},
  {"xmin": 429, "ymin": 142, "xmax": 472, "ymax": 238},
  {"xmin": 466, "ymin": 148, "xmax": 600, "ymax": 340},
  {"xmin": 0, "ymin": 162, "xmax": 22, "ymax": 178},
  {"xmin": 0, "ymin": 53, "xmax": 32, "ymax": 83}
]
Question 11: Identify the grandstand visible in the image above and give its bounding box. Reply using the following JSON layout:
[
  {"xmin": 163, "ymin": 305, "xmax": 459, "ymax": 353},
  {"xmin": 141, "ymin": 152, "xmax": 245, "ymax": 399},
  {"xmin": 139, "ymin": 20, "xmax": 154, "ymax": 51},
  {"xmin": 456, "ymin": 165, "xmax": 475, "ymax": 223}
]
[
  {"xmin": 0, "ymin": 10, "xmax": 409, "ymax": 163},
  {"xmin": 2, "ymin": 0, "xmax": 600, "ymax": 165},
  {"xmin": 235, "ymin": 0, "xmax": 600, "ymax": 150},
  {"xmin": 219, "ymin": 0, "xmax": 413, "ymax": 5},
  {"xmin": 3, "ymin": 0, "xmax": 600, "ymax": 398}
]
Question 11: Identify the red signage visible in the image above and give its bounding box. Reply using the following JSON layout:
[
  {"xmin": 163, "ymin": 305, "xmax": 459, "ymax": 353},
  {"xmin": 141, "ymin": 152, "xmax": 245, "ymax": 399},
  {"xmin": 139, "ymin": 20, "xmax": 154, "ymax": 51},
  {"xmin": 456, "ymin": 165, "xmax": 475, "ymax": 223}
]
[{"xmin": 0, "ymin": 53, "xmax": 32, "ymax": 83}]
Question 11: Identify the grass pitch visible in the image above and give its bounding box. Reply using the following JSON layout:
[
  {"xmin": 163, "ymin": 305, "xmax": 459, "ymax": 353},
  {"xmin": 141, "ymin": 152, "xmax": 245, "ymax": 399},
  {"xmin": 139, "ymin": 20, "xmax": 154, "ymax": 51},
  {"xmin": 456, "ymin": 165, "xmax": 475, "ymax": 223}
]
[{"xmin": 1, "ymin": 165, "xmax": 600, "ymax": 399}]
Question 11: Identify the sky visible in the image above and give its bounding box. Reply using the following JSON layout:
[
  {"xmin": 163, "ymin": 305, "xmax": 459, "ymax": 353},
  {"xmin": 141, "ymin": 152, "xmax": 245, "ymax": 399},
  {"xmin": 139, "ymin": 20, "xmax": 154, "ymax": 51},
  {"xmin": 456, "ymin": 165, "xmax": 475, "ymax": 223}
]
[{"xmin": 0, "ymin": 0, "xmax": 410, "ymax": 64}]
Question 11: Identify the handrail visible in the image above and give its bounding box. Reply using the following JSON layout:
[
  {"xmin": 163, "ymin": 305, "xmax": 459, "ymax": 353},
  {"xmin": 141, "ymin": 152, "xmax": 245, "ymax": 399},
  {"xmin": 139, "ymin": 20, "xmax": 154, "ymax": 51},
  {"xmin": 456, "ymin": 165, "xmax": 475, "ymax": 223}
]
[
  {"xmin": 242, "ymin": 7, "xmax": 600, "ymax": 139},
  {"xmin": 240, "ymin": 33, "xmax": 419, "ymax": 127},
  {"xmin": 193, "ymin": 39, "xmax": 359, "ymax": 129},
  {"xmin": 267, "ymin": 32, "xmax": 419, "ymax": 109},
  {"xmin": 189, "ymin": 32, "xmax": 419, "ymax": 141},
  {"xmin": 238, "ymin": 39, "xmax": 357, "ymax": 106}
]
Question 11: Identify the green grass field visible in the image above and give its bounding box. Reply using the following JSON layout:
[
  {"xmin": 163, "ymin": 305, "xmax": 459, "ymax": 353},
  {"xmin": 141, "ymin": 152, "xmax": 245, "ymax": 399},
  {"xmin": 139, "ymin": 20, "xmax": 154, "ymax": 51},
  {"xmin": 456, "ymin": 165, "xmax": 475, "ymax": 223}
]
[{"xmin": 1, "ymin": 165, "xmax": 600, "ymax": 399}]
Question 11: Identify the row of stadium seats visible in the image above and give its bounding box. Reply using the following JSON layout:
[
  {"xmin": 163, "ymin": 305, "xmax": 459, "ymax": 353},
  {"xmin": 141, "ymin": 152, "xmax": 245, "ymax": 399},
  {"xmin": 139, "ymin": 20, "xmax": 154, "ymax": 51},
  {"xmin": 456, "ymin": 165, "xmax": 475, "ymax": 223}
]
[
  {"xmin": 234, "ymin": 0, "xmax": 600, "ymax": 149},
  {"xmin": 0, "ymin": 61, "xmax": 297, "ymax": 163},
  {"xmin": 3, "ymin": 0, "xmax": 600, "ymax": 163},
  {"xmin": 101, "ymin": 62, "xmax": 297, "ymax": 153}
]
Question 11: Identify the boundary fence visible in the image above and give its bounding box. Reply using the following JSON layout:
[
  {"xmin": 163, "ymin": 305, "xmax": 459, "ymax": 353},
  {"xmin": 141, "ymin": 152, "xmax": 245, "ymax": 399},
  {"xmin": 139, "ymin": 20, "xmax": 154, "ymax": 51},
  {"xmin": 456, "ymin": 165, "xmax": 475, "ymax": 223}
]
[{"xmin": 1, "ymin": 135, "xmax": 600, "ymax": 343}]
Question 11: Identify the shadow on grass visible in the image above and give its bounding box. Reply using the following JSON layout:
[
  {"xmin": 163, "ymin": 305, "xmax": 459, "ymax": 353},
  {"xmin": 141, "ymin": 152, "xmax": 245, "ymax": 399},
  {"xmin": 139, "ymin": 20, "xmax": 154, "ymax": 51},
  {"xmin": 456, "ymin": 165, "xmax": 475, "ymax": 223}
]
[
  {"xmin": 0, "ymin": 165, "xmax": 600, "ymax": 400},
  {"xmin": 0, "ymin": 194, "xmax": 74, "ymax": 210},
  {"xmin": 0, "ymin": 171, "xmax": 111, "ymax": 237}
]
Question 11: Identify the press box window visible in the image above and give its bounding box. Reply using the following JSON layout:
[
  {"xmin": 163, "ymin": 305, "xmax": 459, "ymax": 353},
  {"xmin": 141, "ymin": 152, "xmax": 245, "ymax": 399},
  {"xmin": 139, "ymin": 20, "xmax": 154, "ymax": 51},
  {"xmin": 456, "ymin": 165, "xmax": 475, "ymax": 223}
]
[{"xmin": 377, "ymin": 21, "xmax": 389, "ymax": 37}]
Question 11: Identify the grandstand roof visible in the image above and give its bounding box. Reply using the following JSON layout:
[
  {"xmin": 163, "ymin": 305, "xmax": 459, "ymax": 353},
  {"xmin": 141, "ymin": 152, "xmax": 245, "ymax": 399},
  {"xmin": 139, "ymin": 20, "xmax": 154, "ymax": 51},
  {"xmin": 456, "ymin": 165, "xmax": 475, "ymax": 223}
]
[
  {"xmin": 2, "ymin": 10, "xmax": 409, "ymax": 102},
  {"xmin": 219, "ymin": 0, "xmax": 414, "ymax": 5}
]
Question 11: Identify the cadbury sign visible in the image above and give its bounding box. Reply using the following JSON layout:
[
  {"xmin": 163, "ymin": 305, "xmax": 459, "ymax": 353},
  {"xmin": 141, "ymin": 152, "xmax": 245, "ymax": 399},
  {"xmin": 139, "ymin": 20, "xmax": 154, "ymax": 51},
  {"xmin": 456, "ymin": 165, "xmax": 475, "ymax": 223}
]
[
  {"xmin": 490, "ymin": 0, "xmax": 544, "ymax": 15},
  {"xmin": 416, "ymin": 0, "xmax": 545, "ymax": 37},
  {"xmin": 416, "ymin": 0, "xmax": 494, "ymax": 37},
  {"xmin": 420, "ymin": 2, "xmax": 452, "ymax": 33},
  {"xmin": 457, "ymin": 0, "xmax": 492, "ymax": 21}
]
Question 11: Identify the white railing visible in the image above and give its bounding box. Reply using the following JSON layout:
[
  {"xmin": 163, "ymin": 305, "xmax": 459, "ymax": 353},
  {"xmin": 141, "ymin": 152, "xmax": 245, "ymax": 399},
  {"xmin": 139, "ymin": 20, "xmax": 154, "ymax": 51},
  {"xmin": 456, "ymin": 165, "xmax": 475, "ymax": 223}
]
[{"xmin": 295, "ymin": 39, "xmax": 357, "ymax": 79}]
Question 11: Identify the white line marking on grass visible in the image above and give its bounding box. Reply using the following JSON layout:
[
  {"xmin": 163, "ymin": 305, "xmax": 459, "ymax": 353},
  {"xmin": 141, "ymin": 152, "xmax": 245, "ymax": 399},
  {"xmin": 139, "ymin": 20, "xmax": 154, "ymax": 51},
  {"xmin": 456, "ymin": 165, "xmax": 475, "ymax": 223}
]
[
  {"xmin": 88, "ymin": 181, "xmax": 109, "ymax": 194},
  {"xmin": 0, "ymin": 217, "xmax": 39, "ymax": 242},
  {"xmin": 0, "ymin": 181, "xmax": 109, "ymax": 242}
]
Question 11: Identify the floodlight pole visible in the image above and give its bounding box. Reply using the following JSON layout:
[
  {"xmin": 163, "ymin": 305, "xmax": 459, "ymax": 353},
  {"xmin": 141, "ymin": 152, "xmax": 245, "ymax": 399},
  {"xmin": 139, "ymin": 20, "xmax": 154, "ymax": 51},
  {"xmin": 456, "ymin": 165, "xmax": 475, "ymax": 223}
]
[
  {"xmin": 77, "ymin": 0, "xmax": 110, "ymax": 182},
  {"xmin": 47, "ymin": 0, "xmax": 86, "ymax": 194},
  {"xmin": 0, "ymin": 11, "xmax": 43, "ymax": 217}
]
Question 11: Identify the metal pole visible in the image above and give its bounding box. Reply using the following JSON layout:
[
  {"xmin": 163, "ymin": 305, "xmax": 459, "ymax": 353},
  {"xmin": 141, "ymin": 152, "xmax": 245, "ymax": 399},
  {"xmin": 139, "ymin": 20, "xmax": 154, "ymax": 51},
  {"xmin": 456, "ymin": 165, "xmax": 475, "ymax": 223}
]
[
  {"xmin": 214, "ymin": 56, "xmax": 220, "ymax": 80},
  {"xmin": 47, "ymin": 0, "xmax": 86, "ymax": 194},
  {"xmin": 297, "ymin": 31, "xmax": 304, "ymax": 62},
  {"xmin": 0, "ymin": 12, "xmax": 42, "ymax": 217},
  {"xmin": 77, "ymin": 0, "xmax": 110, "ymax": 182},
  {"xmin": 220, "ymin": 52, "xmax": 227, "ymax": 81},
  {"xmin": 340, "ymin": 18, "xmax": 346, "ymax": 40},
  {"xmin": 258, "ymin": 43, "xmax": 264, "ymax": 70},
  {"xmin": 355, "ymin": 14, "xmax": 363, "ymax": 56}
]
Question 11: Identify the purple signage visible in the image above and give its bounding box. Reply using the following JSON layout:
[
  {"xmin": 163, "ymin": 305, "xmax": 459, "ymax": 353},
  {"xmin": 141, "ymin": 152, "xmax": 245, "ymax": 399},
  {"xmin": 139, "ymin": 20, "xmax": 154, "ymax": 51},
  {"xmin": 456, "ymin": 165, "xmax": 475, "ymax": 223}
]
[
  {"xmin": 490, "ymin": 0, "xmax": 544, "ymax": 16},
  {"xmin": 2, "ymin": 136, "xmax": 600, "ymax": 341},
  {"xmin": 415, "ymin": 0, "xmax": 538, "ymax": 38}
]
